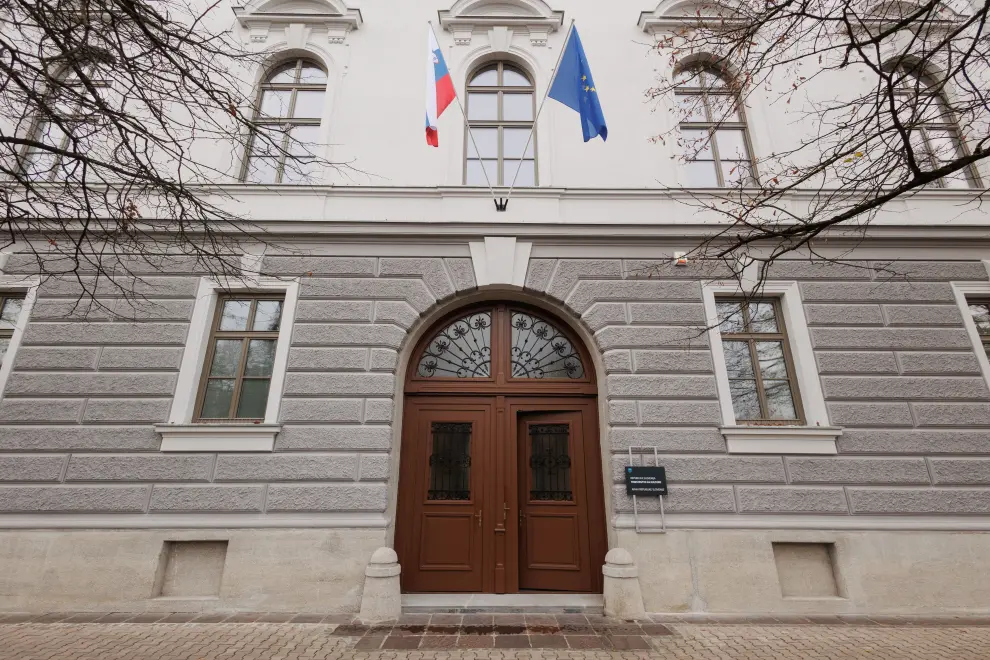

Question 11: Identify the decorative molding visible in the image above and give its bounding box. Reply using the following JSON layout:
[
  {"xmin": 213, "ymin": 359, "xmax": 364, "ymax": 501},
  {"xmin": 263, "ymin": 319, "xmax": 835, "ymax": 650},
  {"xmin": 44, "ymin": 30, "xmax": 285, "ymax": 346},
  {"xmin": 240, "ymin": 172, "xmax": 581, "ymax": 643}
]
[
  {"xmin": 489, "ymin": 26, "xmax": 512, "ymax": 53},
  {"xmin": 156, "ymin": 424, "xmax": 281, "ymax": 452},
  {"xmin": 327, "ymin": 25, "xmax": 350, "ymax": 44},
  {"xmin": 438, "ymin": 0, "xmax": 563, "ymax": 47},
  {"xmin": 167, "ymin": 275, "xmax": 300, "ymax": 428},
  {"xmin": 202, "ymin": 183, "xmax": 990, "ymax": 202},
  {"xmin": 245, "ymin": 21, "xmax": 271, "ymax": 42},
  {"xmin": 232, "ymin": 0, "xmax": 362, "ymax": 44},
  {"xmin": 639, "ymin": 0, "xmax": 966, "ymax": 36},
  {"xmin": 614, "ymin": 513, "xmax": 990, "ymax": 532},
  {"xmin": 285, "ymin": 22, "xmax": 308, "ymax": 48},
  {"xmin": 638, "ymin": 0, "xmax": 746, "ymax": 35},
  {"xmin": 528, "ymin": 28, "xmax": 550, "ymax": 47},
  {"xmin": 469, "ymin": 236, "xmax": 533, "ymax": 287},
  {"xmin": 854, "ymin": 0, "xmax": 967, "ymax": 33},
  {"xmin": 451, "ymin": 28, "xmax": 473, "ymax": 45},
  {"xmin": 0, "ymin": 512, "xmax": 388, "ymax": 529},
  {"xmin": 720, "ymin": 426, "xmax": 842, "ymax": 455}
]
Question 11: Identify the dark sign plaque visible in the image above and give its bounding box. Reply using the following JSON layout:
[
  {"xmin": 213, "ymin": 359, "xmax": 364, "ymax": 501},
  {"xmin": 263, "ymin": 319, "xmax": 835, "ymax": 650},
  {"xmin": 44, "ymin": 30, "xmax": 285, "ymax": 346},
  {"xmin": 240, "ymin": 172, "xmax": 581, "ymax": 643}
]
[{"xmin": 625, "ymin": 466, "xmax": 667, "ymax": 496}]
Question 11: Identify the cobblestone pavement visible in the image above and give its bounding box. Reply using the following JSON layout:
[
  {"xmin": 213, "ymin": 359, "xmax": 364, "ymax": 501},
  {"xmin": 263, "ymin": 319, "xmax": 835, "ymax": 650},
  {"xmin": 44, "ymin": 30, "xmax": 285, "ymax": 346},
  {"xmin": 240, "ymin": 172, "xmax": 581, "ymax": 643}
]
[{"xmin": 2, "ymin": 618, "xmax": 990, "ymax": 659}]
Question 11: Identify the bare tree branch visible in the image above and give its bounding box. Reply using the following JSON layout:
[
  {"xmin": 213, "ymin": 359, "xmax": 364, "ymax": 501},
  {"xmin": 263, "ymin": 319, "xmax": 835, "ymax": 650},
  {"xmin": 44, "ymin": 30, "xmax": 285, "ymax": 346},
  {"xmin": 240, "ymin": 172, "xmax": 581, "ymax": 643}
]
[
  {"xmin": 0, "ymin": 0, "xmax": 348, "ymax": 312},
  {"xmin": 646, "ymin": 0, "xmax": 990, "ymax": 289}
]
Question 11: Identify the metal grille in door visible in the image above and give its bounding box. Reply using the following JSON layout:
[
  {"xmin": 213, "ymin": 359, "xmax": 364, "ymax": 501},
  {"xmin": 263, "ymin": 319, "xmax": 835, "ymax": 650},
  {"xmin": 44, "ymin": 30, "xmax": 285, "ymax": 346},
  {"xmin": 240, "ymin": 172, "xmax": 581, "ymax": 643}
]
[
  {"xmin": 427, "ymin": 422, "xmax": 472, "ymax": 500},
  {"xmin": 529, "ymin": 423, "xmax": 572, "ymax": 501}
]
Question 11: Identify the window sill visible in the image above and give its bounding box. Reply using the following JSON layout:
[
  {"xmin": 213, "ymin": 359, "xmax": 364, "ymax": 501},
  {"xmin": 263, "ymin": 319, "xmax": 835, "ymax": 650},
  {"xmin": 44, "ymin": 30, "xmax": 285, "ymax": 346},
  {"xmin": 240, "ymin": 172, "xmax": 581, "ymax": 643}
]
[
  {"xmin": 155, "ymin": 424, "xmax": 280, "ymax": 452},
  {"xmin": 720, "ymin": 426, "xmax": 842, "ymax": 455}
]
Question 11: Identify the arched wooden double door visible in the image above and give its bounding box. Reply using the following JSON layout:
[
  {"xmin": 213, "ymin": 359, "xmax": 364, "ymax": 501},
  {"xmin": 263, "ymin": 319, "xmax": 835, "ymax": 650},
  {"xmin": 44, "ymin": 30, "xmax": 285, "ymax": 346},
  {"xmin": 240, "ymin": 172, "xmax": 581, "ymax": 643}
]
[{"xmin": 396, "ymin": 304, "xmax": 607, "ymax": 593}]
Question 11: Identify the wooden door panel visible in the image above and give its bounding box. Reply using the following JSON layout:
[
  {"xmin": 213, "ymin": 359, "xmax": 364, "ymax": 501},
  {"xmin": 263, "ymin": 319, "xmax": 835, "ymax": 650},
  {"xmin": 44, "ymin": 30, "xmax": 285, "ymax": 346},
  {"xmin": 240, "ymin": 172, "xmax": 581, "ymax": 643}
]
[
  {"xmin": 516, "ymin": 409, "xmax": 598, "ymax": 593},
  {"xmin": 524, "ymin": 513, "xmax": 581, "ymax": 570},
  {"xmin": 396, "ymin": 399, "xmax": 493, "ymax": 593},
  {"xmin": 397, "ymin": 394, "xmax": 605, "ymax": 594},
  {"xmin": 420, "ymin": 513, "xmax": 477, "ymax": 570}
]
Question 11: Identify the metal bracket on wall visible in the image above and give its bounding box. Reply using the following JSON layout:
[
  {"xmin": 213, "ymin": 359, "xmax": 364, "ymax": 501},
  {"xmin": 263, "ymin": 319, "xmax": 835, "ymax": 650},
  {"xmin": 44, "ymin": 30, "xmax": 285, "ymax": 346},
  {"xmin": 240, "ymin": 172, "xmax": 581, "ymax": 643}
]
[{"xmin": 628, "ymin": 446, "xmax": 666, "ymax": 534}]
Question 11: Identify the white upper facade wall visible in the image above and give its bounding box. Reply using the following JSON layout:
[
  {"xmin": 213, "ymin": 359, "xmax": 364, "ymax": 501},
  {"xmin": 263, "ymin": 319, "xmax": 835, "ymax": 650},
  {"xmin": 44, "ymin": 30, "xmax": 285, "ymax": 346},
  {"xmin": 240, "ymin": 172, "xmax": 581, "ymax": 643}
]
[{"xmin": 73, "ymin": 0, "xmax": 990, "ymax": 189}]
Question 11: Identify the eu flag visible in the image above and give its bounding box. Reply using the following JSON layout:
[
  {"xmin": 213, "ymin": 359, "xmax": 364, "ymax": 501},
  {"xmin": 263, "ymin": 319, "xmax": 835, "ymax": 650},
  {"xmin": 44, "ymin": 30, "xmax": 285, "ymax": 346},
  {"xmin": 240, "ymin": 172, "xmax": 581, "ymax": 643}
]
[{"xmin": 548, "ymin": 27, "xmax": 607, "ymax": 142}]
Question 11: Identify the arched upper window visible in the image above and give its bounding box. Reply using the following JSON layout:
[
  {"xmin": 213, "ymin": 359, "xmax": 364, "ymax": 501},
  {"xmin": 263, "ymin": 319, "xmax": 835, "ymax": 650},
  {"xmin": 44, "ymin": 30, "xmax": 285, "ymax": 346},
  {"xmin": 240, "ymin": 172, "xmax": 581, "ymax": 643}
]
[
  {"xmin": 887, "ymin": 63, "xmax": 978, "ymax": 189},
  {"xmin": 23, "ymin": 64, "xmax": 112, "ymax": 181},
  {"xmin": 243, "ymin": 58, "xmax": 327, "ymax": 184},
  {"xmin": 465, "ymin": 62, "xmax": 536, "ymax": 187},
  {"xmin": 674, "ymin": 64, "xmax": 756, "ymax": 188}
]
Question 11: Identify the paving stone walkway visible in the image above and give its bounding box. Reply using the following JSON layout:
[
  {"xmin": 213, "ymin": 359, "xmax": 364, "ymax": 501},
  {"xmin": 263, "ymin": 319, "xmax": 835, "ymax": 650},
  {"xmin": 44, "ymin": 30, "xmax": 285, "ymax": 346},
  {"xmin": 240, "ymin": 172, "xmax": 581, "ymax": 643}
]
[{"xmin": 2, "ymin": 614, "xmax": 990, "ymax": 659}]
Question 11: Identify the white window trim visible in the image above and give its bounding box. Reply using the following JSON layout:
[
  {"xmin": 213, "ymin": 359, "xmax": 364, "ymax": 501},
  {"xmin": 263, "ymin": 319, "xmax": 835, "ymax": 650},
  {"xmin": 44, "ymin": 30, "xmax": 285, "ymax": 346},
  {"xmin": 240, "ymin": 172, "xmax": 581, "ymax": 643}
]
[
  {"xmin": 156, "ymin": 275, "xmax": 299, "ymax": 452},
  {"xmin": 702, "ymin": 280, "xmax": 841, "ymax": 455},
  {"xmin": 951, "ymin": 280, "xmax": 990, "ymax": 390},
  {"xmin": 0, "ymin": 275, "xmax": 40, "ymax": 400}
]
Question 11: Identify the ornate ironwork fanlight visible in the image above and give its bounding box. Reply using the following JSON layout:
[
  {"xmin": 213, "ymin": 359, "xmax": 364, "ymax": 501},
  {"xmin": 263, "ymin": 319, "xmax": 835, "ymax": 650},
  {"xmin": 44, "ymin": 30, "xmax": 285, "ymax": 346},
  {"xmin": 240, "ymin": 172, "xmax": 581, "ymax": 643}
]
[
  {"xmin": 511, "ymin": 311, "xmax": 585, "ymax": 379},
  {"xmin": 417, "ymin": 311, "xmax": 492, "ymax": 378}
]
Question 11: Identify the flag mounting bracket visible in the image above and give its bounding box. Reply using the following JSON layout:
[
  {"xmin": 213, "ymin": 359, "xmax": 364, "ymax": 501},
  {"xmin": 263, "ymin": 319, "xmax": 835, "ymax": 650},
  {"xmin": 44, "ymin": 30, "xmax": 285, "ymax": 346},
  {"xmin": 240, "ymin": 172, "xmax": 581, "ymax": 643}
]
[{"xmin": 495, "ymin": 198, "xmax": 508, "ymax": 212}]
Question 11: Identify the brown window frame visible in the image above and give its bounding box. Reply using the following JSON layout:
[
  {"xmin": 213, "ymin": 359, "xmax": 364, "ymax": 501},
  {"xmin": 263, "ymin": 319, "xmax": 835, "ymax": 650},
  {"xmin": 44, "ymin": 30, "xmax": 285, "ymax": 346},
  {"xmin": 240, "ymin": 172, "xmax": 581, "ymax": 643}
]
[
  {"xmin": 674, "ymin": 63, "xmax": 759, "ymax": 188},
  {"xmin": 193, "ymin": 293, "xmax": 284, "ymax": 423},
  {"xmin": 886, "ymin": 62, "xmax": 981, "ymax": 189},
  {"xmin": 464, "ymin": 61, "xmax": 538, "ymax": 187},
  {"xmin": 716, "ymin": 297, "xmax": 805, "ymax": 425},
  {"xmin": 241, "ymin": 58, "xmax": 327, "ymax": 184},
  {"xmin": 22, "ymin": 64, "xmax": 111, "ymax": 182}
]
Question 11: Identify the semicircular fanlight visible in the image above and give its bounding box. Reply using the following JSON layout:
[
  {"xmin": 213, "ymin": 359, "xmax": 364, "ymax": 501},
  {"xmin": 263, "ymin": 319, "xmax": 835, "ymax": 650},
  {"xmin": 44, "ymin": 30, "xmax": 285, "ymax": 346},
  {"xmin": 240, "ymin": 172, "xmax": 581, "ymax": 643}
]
[
  {"xmin": 417, "ymin": 310, "xmax": 493, "ymax": 378},
  {"xmin": 510, "ymin": 310, "xmax": 585, "ymax": 379}
]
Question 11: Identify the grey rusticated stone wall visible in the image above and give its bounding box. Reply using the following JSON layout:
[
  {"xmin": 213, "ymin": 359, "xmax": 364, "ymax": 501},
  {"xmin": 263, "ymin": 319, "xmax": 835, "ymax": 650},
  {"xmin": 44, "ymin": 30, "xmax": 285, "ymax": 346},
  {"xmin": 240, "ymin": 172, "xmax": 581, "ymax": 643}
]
[
  {"xmin": 524, "ymin": 257, "xmax": 990, "ymax": 517},
  {"xmin": 0, "ymin": 253, "xmax": 989, "ymax": 519},
  {"xmin": 0, "ymin": 254, "xmax": 479, "ymax": 516}
]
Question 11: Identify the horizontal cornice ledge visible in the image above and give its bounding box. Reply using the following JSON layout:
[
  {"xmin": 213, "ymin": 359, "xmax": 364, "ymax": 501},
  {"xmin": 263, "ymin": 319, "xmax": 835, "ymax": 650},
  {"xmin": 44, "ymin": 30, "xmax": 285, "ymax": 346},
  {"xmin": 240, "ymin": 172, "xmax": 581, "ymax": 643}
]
[
  {"xmin": 20, "ymin": 181, "xmax": 989, "ymax": 203},
  {"xmin": 721, "ymin": 425, "xmax": 842, "ymax": 455},
  {"xmin": 211, "ymin": 183, "xmax": 990, "ymax": 202},
  {"xmin": 638, "ymin": 14, "xmax": 747, "ymax": 35},
  {"xmin": 613, "ymin": 513, "xmax": 990, "ymax": 532},
  {"xmin": 12, "ymin": 219, "xmax": 990, "ymax": 247},
  {"xmin": 0, "ymin": 512, "xmax": 388, "ymax": 530},
  {"xmin": 156, "ymin": 423, "xmax": 281, "ymax": 452},
  {"xmin": 234, "ymin": 222, "xmax": 990, "ymax": 242},
  {"xmin": 438, "ymin": 8, "xmax": 564, "ymax": 32},
  {"xmin": 232, "ymin": 7, "xmax": 363, "ymax": 26},
  {"xmin": 232, "ymin": 6, "xmax": 361, "ymax": 42}
]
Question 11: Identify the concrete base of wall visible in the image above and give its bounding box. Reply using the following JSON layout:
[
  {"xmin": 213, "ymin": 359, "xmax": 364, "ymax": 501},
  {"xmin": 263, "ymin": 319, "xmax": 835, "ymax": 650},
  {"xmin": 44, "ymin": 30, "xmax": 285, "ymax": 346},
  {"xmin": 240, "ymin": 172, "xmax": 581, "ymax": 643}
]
[
  {"xmin": 0, "ymin": 528, "xmax": 385, "ymax": 613},
  {"xmin": 2, "ymin": 527, "xmax": 989, "ymax": 615},
  {"xmin": 620, "ymin": 529, "xmax": 990, "ymax": 615}
]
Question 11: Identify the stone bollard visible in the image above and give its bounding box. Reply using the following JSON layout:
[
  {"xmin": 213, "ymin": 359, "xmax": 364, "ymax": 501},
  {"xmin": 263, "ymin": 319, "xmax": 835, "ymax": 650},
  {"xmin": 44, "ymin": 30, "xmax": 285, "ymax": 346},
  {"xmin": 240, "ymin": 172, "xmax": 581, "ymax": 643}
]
[
  {"xmin": 358, "ymin": 547, "xmax": 402, "ymax": 623},
  {"xmin": 602, "ymin": 547, "xmax": 647, "ymax": 620}
]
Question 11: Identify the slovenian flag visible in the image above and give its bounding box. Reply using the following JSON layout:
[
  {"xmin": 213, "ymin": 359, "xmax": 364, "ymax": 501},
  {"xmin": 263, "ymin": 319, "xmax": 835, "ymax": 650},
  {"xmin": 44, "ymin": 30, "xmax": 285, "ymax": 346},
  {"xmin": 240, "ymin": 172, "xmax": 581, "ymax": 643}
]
[{"xmin": 426, "ymin": 28, "xmax": 455, "ymax": 147}]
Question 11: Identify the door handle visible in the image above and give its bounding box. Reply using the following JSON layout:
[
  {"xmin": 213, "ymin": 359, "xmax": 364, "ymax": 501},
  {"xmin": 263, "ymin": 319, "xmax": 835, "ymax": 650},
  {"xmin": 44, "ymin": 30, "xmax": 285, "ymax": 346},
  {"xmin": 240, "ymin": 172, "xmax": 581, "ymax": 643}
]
[
  {"xmin": 476, "ymin": 509, "xmax": 482, "ymax": 528},
  {"xmin": 503, "ymin": 502, "xmax": 510, "ymax": 521}
]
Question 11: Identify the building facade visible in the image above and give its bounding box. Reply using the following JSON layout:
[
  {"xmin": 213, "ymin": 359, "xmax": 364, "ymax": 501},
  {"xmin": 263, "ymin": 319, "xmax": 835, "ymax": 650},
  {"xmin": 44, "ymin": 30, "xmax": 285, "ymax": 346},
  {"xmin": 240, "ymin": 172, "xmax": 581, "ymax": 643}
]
[{"xmin": 1, "ymin": 0, "xmax": 990, "ymax": 615}]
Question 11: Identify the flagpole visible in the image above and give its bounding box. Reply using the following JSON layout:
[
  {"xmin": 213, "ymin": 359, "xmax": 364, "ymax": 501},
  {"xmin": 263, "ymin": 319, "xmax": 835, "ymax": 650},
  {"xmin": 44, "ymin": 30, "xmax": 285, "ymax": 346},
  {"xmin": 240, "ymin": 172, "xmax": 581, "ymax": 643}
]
[
  {"xmin": 504, "ymin": 18, "xmax": 576, "ymax": 206},
  {"xmin": 428, "ymin": 21, "xmax": 500, "ymax": 208}
]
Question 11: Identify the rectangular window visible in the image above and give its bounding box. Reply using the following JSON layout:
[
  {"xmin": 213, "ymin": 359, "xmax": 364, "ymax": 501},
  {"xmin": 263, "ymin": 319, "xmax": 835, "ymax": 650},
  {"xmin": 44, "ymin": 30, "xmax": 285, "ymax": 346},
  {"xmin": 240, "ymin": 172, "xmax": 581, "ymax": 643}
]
[
  {"xmin": 715, "ymin": 298, "xmax": 803, "ymax": 424},
  {"xmin": 0, "ymin": 294, "xmax": 25, "ymax": 364},
  {"xmin": 194, "ymin": 294, "xmax": 284, "ymax": 422},
  {"xmin": 966, "ymin": 301, "xmax": 990, "ymax": 361}
]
